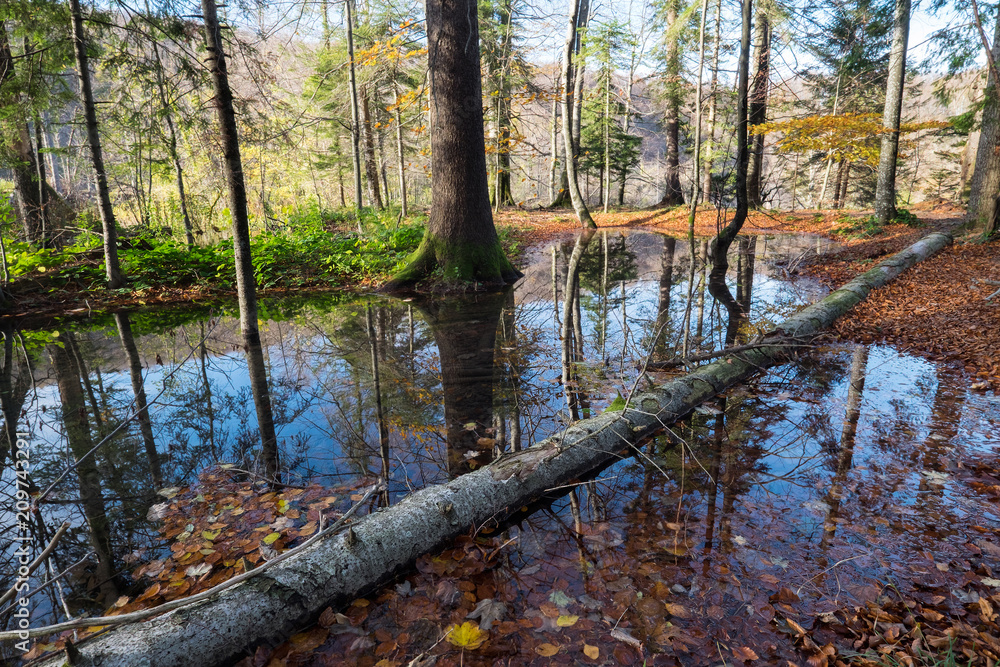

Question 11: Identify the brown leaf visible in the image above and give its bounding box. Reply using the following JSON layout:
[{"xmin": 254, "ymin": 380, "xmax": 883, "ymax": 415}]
[
  {"xmin": 771, "ymin": 587, "xmax": 801, "ymax": 604},
  {"xmin": 732, "ymin": 646, "xmax": 759, "ymax": 661},
  {"xmin": 288, "ymin": 627, "xmax": 329, "ymax": 652}
]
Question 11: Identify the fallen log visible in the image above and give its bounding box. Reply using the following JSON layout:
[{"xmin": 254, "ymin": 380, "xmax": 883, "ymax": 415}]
[{"xmin": 23, "ymin": 231, "xmax": 952, "ymax": 667}]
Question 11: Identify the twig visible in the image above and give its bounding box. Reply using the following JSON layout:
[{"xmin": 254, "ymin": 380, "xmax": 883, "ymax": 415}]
[
  {"xmin": 0, "ymin": 522, "xmax": 70, "ymax": 608},
  {"xmin": 0, "ymin": 481, "xmax": 384, "ymax": 641},
  {"xmin": 0, "ymin": 554, "xmax": 94, "ymax": 618},
  {"xmin": 987, "ymin": 287, "xmax": 1000, "ymax": 301}
]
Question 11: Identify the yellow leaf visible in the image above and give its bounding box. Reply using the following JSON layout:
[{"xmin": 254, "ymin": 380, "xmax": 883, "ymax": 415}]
[
  {"xmin": 262, "ymin": 532, "xmax": 281, "ymax": 545},
  {"xmin": 556, "ymin": 615, "xmax": 579, "ymax": 627},
  {"xmin": 201, "ymin": 530, "xmax": 220, "ymax": 541},
  {"xmin": 583, "ymin": 643, "xmax": 600, "ymax": 659},
  {"xmin": 446, "ymin": 621, "xmax": 487, "ymax": 650},
  {"xmin": 277, "ymin": 499, "xmax": 289, "ymax": 514},
  {"xmin": 535, "ymin": 643, "xmax": 560, "ymax": 656}
]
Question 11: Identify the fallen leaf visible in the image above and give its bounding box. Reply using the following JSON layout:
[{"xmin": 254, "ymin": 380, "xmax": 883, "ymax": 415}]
[
  {"xmin": 583, "ymin": 643, "xmax": 599, "ymax": 659},
  {"xmin": 184, "ymin": 563, "xmax": 211, "ymax": 578},
  {"xmin": 466, "ymin": 598, "xmax": 507, "ymax": 630},
  {"xmin": 549, "ymin": 590, "xmax": 574, "ymax": 607},
  {"xmin": 556, "ymin": 614, "xmax": 579, "ymax": 627},
  {"xmin": 732, "ymin": 646, "xmax": 759, "ymax": 661},
  {"xmin": 289, "ymin": 627, "xmax": 329, "ymax": 652},
  {"xmin": 664, "ymin": 603, "xmax": 690, "ymax": 618},
  {"xmin": 535, "ymin": 643, "xmax": 560, "ymax": 656},
  {"xmin": 445, "ymin": 621, "xmax": 487, "ymax": 650}
]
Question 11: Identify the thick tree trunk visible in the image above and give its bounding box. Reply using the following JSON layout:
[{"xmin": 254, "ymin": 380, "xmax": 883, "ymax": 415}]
[
  {"xmin": 659, "ymin": 0, "xmax": 685, "ymax": 207},
  {"xmin": 709, "ymin": 0, "xmax": 752, "ymax": 280},
  {"xmin": 747, "ymin": 6, "xmax": 771, "ymax": 208},
  {"xmin": 25, "ymin": 230, "xmax": 953, "ymax": 666},
  {"xmin": 967, "ymin": 8, "xmax": 1000, "ymax": 234},
  {"xmin": 561, "ymin": 0, "xmax": 596, "ymax": 227},
  {"xmin": 70, "ymin": 0, "xmax": 125, "ymax": 288},
  {"xmin": 384, "ymin": 0, "xmax": 520, "ymax": 288},
  {"xmin": 874, "ymin": 0, "xmax": 910, "ymax": 225}
]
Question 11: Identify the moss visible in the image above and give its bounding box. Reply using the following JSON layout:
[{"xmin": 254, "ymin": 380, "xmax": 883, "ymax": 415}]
[{"xmin": 384, "ymin": 230, "xmax": 521, "ymax": 291}]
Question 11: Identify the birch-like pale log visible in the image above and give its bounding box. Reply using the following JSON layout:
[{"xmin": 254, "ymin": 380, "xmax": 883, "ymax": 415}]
[{"xmin": 28, "ymin": 231, "xmax": 952, "ymax": 667}]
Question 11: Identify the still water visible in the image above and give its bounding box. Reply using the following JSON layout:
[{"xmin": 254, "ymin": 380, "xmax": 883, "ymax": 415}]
[{"xmin": 2, "ymin": 231, "xmax": 997, "ymax": 665}]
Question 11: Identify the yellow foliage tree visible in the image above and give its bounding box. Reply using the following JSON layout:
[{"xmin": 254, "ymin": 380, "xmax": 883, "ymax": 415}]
[{"xmin": 750, "ymin": 113, "xmax": 949, "ymax": 167}]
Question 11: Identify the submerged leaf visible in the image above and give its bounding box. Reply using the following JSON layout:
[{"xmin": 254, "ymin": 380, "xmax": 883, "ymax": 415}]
[
  {"xmin": 446, "ymin": 621, "xmax": 487, "ymax": 650},
  {"xmin": 466, "ymin": 598, "xmax": 506, "ymax": 630}
]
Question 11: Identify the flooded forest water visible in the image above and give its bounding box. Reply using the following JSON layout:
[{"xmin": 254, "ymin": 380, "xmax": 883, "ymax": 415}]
[{"xmin": 2, "ymin": 231, "xmax": 999, "ymax": 665}]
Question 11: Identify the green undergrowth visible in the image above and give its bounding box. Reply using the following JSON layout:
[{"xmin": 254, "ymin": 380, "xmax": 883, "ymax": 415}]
[
  {"xmin": 5, "ymin": 206, "xmax": 428, "ymax": 293},
  {"xmin": 832, "ymin": 208, "xmax": 924, "ymax": 239}
]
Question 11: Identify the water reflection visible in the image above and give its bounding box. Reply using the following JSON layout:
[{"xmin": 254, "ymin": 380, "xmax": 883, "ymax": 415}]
[
  {"xmin": 0, "ymin": 231, "xmax": 844, "ymax": 638},
  {"xmin": 274, "ymin": 345, "xmax": 1000, "ymax": 666}
]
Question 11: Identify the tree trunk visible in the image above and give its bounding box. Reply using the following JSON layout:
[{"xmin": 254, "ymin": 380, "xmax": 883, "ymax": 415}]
[
  {"xmin": 151, "ymin": 41, "xmax": 195, "ymax": 247},
  {"xmin": 838, "ymin": 161, "xmax": 852, "ymax": 208},
  {"xmin": 70, "ymin": 0, "xmax": 125, "ymax": 288},
  {"xmin": 0, "ymin": 323, "xmax": 31, "ymax": 463},
  {"xmin": 709, "ymin": 0, "xmax": 752, "ymax": 280},
  {"xmin": 703, "ymin": 0, "xmax": 722, "ymax": 203},
  {"xmin": 659, "ymin": 0, "xmax": 685, "ymax": 207},
  {"xmin": 49, "ymin": 341, "xmax": 120, "ymax": 607},
  {"xmin": 493, "ymin": 0, "xmax": 515, "ymax": 210},
  {"xmin": 1, "ymin": 24, "xmax": 49, "ymax": 245},
  {"xmin": 383, "ymin": 0, "xmax": 520, "ymax": 288},
  {"xmin": 966, "ymin": 8, "xmax": 1000, "ymax": 234},
  {"xmin": 201, "ymin": 0, "xmax": 280, "ymax": 478},
  {"xmin": 833, "ymin": 159, "xmax": 847, "ymax": 209},
  {"xmin": 747, "ymin": 5, "xmax": 771, "ymax": 208},
  {"xmin": 361, "ymin": 88, "xmax": 384, "ymax": 210},
  {"xmin": 26, "ymin": 230, "xmax": 954, "ymax": 667},
  {"xmin": 548, "ymin": 72, "xmax": 567, "ymax": 206},
  {"xmin": 561, "ymin": 0, "xmax": 596, "ymax": 227},
  {"xmin": 345, "ymin": 0, "xmax": 364, "ymax": 213},
  {"xmin": 114, "ymin": 313, "xmax": 163, "ymax": 488},
  {"xmin": 393, "ymin": 83, "xmax": 408, "ymax": 217},
  {"xmin": 874, "ymin": 0, "xmax": 910, "ymax": 225}
]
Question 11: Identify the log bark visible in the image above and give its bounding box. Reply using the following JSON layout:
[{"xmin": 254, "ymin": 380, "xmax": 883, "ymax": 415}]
[{"xmin": 27, "ymin": 231, "xmax": 953, "ymax": 667}]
